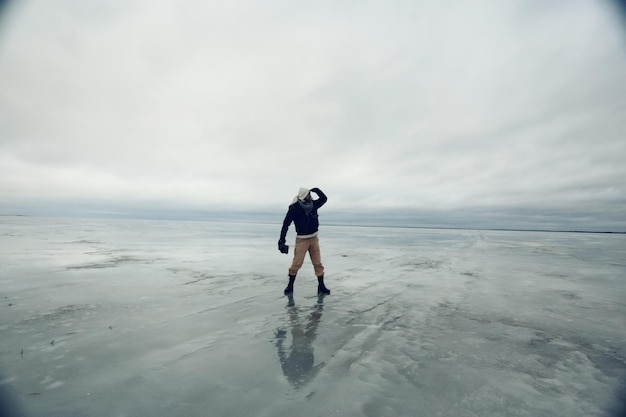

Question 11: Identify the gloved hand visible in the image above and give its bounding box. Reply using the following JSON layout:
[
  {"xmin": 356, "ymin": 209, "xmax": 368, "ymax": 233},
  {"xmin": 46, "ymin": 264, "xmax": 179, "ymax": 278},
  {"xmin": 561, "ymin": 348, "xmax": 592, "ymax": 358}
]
[{"xmin": 278, "ymin": 239, "xmax": 289, "ymax": 254}]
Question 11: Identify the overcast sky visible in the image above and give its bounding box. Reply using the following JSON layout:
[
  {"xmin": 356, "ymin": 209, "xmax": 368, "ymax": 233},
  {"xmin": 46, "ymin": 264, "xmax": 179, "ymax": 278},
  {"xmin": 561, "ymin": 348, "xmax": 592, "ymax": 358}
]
[{"xmin": 1, "ymin": 0, "xmax": 625, "ymax": 229}]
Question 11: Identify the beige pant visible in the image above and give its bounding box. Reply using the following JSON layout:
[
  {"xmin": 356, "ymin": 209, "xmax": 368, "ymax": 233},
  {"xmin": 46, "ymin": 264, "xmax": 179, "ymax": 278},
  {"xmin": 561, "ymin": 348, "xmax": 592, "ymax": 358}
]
[{"xmin": 288, "ymin": 236, "xmax": 324, "ymax": 277}]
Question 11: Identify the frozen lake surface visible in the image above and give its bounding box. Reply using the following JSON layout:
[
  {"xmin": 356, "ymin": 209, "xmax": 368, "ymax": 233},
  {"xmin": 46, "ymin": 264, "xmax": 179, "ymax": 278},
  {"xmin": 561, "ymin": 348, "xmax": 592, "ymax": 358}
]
[{"xmin": 1, "ymin": 216, "xmax": 625, "ymax": 417}]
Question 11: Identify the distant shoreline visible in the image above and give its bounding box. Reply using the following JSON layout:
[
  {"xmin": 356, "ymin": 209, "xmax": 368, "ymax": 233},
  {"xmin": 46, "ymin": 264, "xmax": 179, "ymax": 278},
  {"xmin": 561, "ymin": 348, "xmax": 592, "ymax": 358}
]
[
  {"xmin": 2, "ymin": 213, "xmax": 624, "ymax": 235},
  {"xmin": 324, "ymin": 223, "xmax": 626, "ymax": 235}
]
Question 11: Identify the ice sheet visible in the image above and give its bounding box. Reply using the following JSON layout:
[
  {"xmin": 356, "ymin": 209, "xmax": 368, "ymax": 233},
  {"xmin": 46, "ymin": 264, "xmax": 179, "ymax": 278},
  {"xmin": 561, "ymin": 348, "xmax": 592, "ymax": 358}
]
[{"xmin": 1, "ymin": 217, "xmax": 625, "ymax": 417}]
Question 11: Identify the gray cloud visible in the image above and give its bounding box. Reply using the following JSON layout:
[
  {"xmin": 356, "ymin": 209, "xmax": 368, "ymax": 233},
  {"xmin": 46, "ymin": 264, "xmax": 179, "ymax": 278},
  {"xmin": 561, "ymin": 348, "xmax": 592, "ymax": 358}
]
[{"xmin": 0, "ymin": 0, "xmax": 625, "ymax": 229}]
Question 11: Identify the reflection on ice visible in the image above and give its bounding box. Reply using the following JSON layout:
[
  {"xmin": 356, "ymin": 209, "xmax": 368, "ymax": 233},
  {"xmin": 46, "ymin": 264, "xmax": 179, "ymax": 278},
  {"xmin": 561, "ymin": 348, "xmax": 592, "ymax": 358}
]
[{"xmin": 274, "ymin": 295, "xmax": 326, "ymax": 389}]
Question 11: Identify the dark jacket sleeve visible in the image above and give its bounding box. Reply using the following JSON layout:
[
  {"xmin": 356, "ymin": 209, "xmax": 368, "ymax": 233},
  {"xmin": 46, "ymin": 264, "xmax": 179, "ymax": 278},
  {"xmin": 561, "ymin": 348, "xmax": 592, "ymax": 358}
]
[
  {"xmin": 279, "ymin": 206, "xmax": 294, "ymax": 242},
  {"xmin": 311, "ymin": 188, "xmax": 327, "ymax": 209}
]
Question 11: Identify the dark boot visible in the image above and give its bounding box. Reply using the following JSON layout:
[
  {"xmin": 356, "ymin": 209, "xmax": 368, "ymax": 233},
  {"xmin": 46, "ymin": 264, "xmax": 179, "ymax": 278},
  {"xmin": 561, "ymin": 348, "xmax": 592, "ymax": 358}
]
[
  {"xmin": 284, "ymin": 274, "xmax": 296, "ymax": 295},
  {"xmin": 317, "ymin": 275, "xmax": 330, "ymax": 295}
]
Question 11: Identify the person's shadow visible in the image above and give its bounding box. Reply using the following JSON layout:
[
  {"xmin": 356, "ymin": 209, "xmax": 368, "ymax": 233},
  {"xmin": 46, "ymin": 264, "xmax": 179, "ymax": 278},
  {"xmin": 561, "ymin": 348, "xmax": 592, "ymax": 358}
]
[{"xmin": 274, "ymin": 295, "xmax": 326, "ymax": 389}]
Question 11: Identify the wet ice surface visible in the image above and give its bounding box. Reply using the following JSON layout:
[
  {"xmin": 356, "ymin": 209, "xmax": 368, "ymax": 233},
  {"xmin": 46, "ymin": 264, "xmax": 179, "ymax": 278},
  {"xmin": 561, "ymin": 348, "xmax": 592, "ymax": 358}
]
[{"xmin": 1, "ymin": 217, "xmax": 625, "ymax": 417}]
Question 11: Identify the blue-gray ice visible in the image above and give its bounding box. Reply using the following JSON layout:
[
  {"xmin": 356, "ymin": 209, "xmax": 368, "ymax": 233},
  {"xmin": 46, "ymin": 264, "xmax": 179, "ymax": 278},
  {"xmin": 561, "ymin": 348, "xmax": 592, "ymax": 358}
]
[{"xmin": 1, "ymin": 217, "xmax": 625, "ymax": 417}]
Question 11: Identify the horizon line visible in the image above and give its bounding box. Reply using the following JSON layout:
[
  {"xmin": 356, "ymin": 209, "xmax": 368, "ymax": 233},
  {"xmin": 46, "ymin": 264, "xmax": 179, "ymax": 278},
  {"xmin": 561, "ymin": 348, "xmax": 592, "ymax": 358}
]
[{"xmin": 2, "ymin": 213, "xmax": 624, "ymax": 235}]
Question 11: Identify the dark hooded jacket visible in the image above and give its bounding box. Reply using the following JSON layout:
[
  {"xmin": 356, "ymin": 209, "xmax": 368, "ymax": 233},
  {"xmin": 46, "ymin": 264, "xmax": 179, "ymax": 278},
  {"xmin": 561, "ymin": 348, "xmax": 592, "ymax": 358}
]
[{"xmin": 279, "ymin": 188, "xmax": 327, "ymax": 241}]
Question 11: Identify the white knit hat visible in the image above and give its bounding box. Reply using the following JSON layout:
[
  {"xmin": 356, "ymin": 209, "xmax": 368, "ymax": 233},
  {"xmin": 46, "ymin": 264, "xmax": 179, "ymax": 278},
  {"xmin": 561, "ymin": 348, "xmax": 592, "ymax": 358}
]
[{"xmin": 291, "ymin": 187, "xmax": 310, "ymax": 204}]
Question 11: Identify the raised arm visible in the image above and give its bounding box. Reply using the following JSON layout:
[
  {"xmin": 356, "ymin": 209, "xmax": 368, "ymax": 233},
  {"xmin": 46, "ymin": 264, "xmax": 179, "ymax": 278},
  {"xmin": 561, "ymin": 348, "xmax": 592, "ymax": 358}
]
[{"xmin": 310, "ymin": 187, "xmax": 327, "ymax": 209}]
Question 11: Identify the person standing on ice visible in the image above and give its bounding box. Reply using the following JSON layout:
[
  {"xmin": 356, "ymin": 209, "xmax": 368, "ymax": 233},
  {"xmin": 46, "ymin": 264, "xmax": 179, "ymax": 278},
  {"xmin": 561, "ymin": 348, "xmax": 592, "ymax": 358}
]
[{"xmin": 278, "ymin": 187, "xmax": 330, "ymax": 296}]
